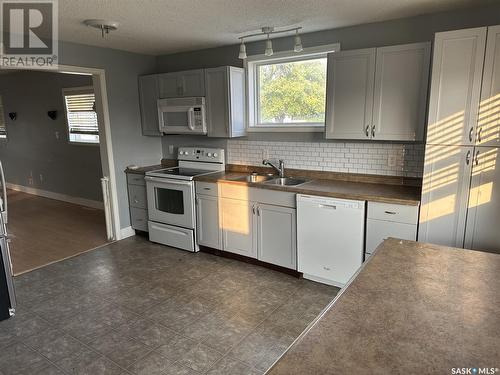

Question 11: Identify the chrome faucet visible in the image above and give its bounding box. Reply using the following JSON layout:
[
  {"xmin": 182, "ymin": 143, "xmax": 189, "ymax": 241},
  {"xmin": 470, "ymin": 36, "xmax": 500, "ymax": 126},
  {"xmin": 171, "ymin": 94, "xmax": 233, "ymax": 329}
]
[{"xmin": 263, "ymin": 159, "xmax": 285, "ymax": 178}]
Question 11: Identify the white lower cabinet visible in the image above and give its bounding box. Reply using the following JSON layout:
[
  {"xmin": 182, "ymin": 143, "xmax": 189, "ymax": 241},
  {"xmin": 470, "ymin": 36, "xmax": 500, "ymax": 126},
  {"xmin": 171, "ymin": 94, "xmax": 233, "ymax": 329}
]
[
  {"xmin": 257, "ymin": 204, "xmax": 297, "ymax": 269},
  {"xmin": 220, "ymin": 197, "xmax": 258, "ymax": 258},
  {"xmin": 195, "ymin": 184, "xmax": 297, "ymax": 270},
  {"xmin": 196, "ymin": 194, "xmax": 222, "ymax": 249},
  {"xmin": 365, "ymin": 202, "xmax": 418, "ymax": 258}
]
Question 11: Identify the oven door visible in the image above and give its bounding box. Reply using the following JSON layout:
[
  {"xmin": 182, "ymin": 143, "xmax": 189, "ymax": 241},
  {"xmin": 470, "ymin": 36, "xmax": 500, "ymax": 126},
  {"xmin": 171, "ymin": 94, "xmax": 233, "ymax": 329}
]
[{"xmin": 145, "ymin": 177, "xmax": 195, "ymax": 229}]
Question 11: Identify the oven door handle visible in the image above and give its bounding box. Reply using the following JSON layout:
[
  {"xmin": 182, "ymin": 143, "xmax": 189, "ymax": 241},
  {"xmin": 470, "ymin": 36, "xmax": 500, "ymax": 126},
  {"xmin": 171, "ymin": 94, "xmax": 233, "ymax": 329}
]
[{"xmin": 145, "ymin": 176, "xmax": 193, "ymax": 186}]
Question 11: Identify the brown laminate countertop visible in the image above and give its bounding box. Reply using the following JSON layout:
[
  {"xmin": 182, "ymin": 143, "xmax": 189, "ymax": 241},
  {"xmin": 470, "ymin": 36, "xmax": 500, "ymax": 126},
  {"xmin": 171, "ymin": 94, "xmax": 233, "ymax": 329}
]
[
  {"xmin": 124, "ymin": 164, "xmax": 164, "ymax": 175},
  {"xmin": 268, "ymin": 238, "xmax": 500, "ymax": 374},
  {"xmin": 195, "ymin": 172, "xmax": 421, "ymax": 205}
]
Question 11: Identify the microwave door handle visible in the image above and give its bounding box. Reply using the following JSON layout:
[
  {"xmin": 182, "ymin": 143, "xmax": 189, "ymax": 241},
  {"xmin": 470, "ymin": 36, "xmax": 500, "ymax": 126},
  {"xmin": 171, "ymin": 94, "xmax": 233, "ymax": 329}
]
[{"xmin": 187, "ymin": 108, "xmax": 195, "ymax": 131}]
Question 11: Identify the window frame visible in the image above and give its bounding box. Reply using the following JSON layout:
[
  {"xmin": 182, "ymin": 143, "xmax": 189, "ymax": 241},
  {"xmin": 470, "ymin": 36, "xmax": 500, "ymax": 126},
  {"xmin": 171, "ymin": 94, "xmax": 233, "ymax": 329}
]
[
  {"xmin": 245, "ymin": 43, "xmax": 340, "ymax": 132},
  {"xmin": 62, "ymin": 86, "xmax": 100, "ymax": 146}
]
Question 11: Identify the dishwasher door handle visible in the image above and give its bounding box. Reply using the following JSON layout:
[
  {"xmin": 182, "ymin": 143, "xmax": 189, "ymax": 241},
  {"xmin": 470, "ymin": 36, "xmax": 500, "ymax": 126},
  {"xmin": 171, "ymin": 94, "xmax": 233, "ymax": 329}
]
[{"xmin": 318, "ymin": 204, "xmax": 337, "ymax": 210}]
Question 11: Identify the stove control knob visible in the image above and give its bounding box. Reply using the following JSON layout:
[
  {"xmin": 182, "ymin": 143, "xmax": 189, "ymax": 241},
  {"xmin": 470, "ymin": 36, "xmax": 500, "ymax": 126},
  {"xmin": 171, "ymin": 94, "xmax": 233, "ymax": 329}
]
[
  {"xmin": 207, "ymin": 152, "xmax": 212, "ymax": 157},
  {"xmin": 213, "ymin": 153, "xmax": 218, "ymax": 158}
]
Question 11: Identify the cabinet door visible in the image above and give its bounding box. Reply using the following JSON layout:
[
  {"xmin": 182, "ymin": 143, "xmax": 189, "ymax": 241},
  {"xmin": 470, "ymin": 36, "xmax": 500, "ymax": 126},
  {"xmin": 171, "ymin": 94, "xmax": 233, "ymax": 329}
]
[
  {"xmin": 325, "ymin": 48, "xmax": 376, "ymax": 140},
  {"xmin": 418, "ymin": 145, "xmax": 473, "ymax": 247},
  {"xmin": 196, "ymin": 194, "xmax": 221, "ymax": 249},
  {"xmin": 221, "ymin": 198, "xmax": 257, "ymax": 258},
  {"xmin": 464, "ymin": 147, "xmax": 500, "ymax": 254},
  {"xmin": 180, "ymin": 69, "xmax": 205, "ymax": 97},
  {"xmin": 205, "ymin": 67, "xmax": 229, "ymax": 137},
  {"xmin": 257, "ymin": 204, "xmax": 296, "ymax": 270},
  {"xmin": 158, "ymin": 72, "xmax": 181, "ymax": 98},
  {"xmin": 366, "ymin": 219, "xmax": 417, "ymax": 254},
  {"xmin": 427, "ymin": 28, "xmax": 487, "ymax": 146},
  {"xmin": 228, "ymin": 67, "xmax": 246, "ymax": 138},
  {"xmin": 372, "ymin": 42, "xmax": 431, "ymax": 141},
  {"xmin": 477, "ymin": 25, "xmax": 500, "ymax": 147},
  {"xmin": 138, "ymin": 75, "xmax": 161, "ymax": 136}
]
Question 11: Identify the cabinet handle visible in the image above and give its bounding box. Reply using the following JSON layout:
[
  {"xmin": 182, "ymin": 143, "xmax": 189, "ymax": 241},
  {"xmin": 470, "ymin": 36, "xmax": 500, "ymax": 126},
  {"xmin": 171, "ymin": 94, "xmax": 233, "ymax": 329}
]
[
  {"xmin": 252, "ymin": 205, "xmax": 256, "ymax": 215},
  {"xmin": 371, "ymin": 125, "xmax": 375, "ymax": 138},
  {"xmin": 365, "ymin": 125, "xmax": 370, "ymax": 138},
  {"xmin": 466, "ymin": 150, "xmax": 471, "ymax": 165},
  {"xmin": 384, "ymin": 211, "xmax": 397, "ymax": 215},
  {"xmin": 257, "ymin": 206, "xmax": 261, "ymax": 216},
  {"xmin": 469, "ymin": 127, "xmax": 474, "ymax": 142},
  {"xmin": 133, "ymin": 198, "xmax": 139, "ymax": 204},
  {"xmin": 477, "ymin": 128, "xmax": 482, "ymax": 143},
  {"xmin": 475, "ymin": 150, "xmax": 480, "ymax": 166}
]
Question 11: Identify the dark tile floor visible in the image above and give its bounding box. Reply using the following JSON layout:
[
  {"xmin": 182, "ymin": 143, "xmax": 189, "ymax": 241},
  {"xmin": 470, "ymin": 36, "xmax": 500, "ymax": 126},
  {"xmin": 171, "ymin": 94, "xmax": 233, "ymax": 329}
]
[{"xmin": 0, "ymin": 236, "xmax": 339, "ymax": 375}]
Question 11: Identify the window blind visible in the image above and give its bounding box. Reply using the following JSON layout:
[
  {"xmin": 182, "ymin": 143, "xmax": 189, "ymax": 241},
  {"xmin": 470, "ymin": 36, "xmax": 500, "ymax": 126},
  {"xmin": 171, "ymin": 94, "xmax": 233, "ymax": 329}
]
[
  {"xmin": 0, "ymin": 96, "xmax": 6, "ymax": 138},
  {"xmin": 64, "ymin": 92, "xmax": 98, "ymax": 135}
]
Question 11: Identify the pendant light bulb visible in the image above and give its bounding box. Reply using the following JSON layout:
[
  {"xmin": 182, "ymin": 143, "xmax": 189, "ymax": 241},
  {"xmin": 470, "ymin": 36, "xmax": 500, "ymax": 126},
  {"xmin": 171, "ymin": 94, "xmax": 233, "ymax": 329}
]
[
  {"xmin": 294, "ymin": 30, "xmax": 303, "ymax": 52},
  {"xmin": 238, "ymin": 40, "xmax": 247, "ymax": 59},
  {"xmin": 265, "ymin": 35, "xmax": 273, "ymax": 56}
]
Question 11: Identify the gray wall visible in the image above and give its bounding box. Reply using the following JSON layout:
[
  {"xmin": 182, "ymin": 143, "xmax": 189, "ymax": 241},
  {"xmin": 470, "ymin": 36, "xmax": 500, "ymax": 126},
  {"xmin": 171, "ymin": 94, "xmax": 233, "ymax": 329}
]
[
  {"xmin": 157, "ymin": 3, "xmax": 500, "ymax": 158},
  {"xmin": 0, "ymin": 71, "xmax": 103, "ymax": 201},
  {"xmin": 57, "ymin": 41, "xmax": 162, "ymax": 230}
]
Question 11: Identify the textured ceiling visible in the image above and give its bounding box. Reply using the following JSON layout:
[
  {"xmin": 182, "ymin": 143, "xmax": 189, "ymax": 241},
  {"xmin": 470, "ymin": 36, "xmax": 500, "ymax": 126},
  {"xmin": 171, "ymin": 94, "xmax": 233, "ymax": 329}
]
[{"xmin": 58, "ymin": 0, "xmax": 496, "ymax": 55}]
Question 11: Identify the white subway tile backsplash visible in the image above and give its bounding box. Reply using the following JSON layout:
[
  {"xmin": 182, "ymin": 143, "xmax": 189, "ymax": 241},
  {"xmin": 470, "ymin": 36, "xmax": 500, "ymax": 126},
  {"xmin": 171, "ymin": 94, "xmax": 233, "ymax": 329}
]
[{"xmin": 227, "ymin": 140, "xmax": 424, "ymax": 177}]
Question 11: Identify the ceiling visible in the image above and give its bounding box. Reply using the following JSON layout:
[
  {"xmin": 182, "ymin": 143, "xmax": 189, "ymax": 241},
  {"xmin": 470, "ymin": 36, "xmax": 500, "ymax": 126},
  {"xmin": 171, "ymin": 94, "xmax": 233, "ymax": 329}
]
[{"xmin": 58, "ymin": 0, "xmax": 497, "ymax": 55}]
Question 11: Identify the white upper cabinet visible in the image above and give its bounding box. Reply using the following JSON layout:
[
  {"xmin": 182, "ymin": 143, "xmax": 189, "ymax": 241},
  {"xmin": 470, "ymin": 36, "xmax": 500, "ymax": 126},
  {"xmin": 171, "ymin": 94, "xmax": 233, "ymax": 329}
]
[
  {"xmin": 205, "ymin": 67, "xmax": 246, "ymax": 138},
  {"xmin": 427, "ymin": 28, "xmax": 487, "ymax": 146},
  {"xmin": 158, "ymin": 69, "xmax": 206, "ymax": 98},
  {"xmin": 478, "ymin": 25, "xmax": 500, "ymax": 147},
  {"xmin": 325, "ymin": 48, "xmax": 376, "ymax": 140},
  {"xmin": 372, "ymin": 43, "xmax": 431, "ymax": 141},
  {"xmin": 326, "ymin": 42, "xmax": 430, "ymax": 141},
  {"xmin": 138, "ymin": 74, "xmax": 161, "ymax": 136}
]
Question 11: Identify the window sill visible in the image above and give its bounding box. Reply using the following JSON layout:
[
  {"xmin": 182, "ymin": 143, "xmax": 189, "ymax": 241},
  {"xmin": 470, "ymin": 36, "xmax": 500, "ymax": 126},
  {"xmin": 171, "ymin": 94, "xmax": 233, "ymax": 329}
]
[{"xmin": 247, "ymin": 126, "xmax": 324, "ymax": 133}]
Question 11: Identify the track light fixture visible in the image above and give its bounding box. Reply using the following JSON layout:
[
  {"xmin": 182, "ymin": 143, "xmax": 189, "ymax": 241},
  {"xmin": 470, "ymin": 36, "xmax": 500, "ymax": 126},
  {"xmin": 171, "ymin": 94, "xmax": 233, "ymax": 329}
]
[{"xmin": 238, "ymin": 26, "xmax": 303, "ymax": 59}]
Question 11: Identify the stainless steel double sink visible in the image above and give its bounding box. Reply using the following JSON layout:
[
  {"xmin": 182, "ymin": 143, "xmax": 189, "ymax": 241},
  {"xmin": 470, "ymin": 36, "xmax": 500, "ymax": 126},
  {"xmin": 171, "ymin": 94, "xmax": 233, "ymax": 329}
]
[{"xmin": 228, "ymin": 174, "xmax": 309, "ymax": 187}]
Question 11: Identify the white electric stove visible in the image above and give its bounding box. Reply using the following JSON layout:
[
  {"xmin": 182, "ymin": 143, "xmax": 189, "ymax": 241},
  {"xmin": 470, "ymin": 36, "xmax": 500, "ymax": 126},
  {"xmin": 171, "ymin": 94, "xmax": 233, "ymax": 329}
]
[{"xmin": 145, "ymin": 147, "xmax": 225, "ymax": 252}]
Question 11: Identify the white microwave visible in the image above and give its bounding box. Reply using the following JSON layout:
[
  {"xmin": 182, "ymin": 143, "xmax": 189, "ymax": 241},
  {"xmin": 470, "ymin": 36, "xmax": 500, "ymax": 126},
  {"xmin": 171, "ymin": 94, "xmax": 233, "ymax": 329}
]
[{"xmin": 158, "ymin": 97, "xmax": 207, "ymax": 135}]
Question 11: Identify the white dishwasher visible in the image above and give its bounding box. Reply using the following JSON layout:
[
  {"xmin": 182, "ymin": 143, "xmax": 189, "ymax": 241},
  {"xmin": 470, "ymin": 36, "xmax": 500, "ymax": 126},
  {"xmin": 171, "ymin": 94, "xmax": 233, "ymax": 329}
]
[{"xmin": 297, "ymin": 194, "xmax": 365, "ymax": 287}]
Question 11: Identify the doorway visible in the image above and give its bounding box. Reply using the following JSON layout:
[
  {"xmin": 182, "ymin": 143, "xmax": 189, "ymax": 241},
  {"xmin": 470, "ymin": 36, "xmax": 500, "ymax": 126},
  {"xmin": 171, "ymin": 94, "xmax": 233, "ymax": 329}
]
[{"xmin": 0, "ymin": 66, "xmax": 119, "ymax": 274}]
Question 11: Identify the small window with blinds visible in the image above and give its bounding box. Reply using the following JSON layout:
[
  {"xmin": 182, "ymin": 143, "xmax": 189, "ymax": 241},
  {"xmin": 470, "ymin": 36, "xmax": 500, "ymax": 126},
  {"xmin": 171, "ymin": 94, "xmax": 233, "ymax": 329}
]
[
  {"xmin": 0, "ymin": 96, "xmax": 6, "ymax": 139},
  {"xmin": 62, "ymin": 86, "xmax": 99, "ymax": 144}
]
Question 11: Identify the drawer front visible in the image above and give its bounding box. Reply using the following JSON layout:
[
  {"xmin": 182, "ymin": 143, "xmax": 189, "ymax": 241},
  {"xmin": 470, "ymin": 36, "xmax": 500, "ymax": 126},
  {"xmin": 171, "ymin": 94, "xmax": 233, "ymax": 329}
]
[
  {"xmin": 366, "ymin": 219, "xmax": 417, "ymax": 254},
  {"xmin": 148, "ymin": 221, "xmax": 195, "ymax": 252},
  {"xmin": 195, "ymin": 182, "xmax": 218, "ymax": 197},
  {"xmin": 130, "ymin": 207, "xmax": 148, "ymax": 231},
  {"xmin": 367, "ymin": 202, "xmax": 419, "ymax": 224},
  {"xmin": 127, "ymin": 173, "xmax": 146, "ymax": 186},
  {"xmin": 220, "ymin": 184, "xmax": 295, "ymax": 208},
  {"xmin": 128, "ymin": 184, "xmax": 147, "ymax": 209}
]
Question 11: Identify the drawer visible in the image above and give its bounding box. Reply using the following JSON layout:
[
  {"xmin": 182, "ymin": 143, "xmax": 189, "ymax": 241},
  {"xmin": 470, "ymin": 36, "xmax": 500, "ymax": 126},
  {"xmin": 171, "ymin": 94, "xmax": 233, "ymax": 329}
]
[
  {"xmin": 220, "ymin": 183, "xmax": 296, "ymax": 208},
  {"xmin": 196, "ymin": 182, "xmax": 218, "ymax": 197},
  {"xmin": 130, "ymin": 207, "xmax": 148, "ymax": 231},
  {"xmin": 148, "ymin": 221, "xmax": 195, "ymax": 252},
  {"xmin": 128, "ymin": 184, "xmax": 147, "ymax": 209},
  {"xmin": 367, "ymin": 202, "xmax": 419, "ymax": 225},
  {"xmin": 127, "ymin": 173, "xmax": 146, "ymax": 186}
]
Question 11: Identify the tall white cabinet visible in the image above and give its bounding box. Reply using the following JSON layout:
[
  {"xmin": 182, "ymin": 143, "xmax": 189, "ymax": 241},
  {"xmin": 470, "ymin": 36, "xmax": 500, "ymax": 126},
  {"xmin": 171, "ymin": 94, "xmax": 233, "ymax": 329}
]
[
  {"xmin": 419, "ymin": 25, "xmax": 500, "ymax": 254},
  {"xmin": 325, "ymin": 42, "xmax": 430, "ymax": 141}
]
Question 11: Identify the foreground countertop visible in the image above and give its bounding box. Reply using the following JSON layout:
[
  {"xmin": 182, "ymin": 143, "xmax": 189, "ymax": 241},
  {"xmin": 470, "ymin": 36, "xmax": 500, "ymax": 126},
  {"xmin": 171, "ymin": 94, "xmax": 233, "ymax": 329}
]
[
  {"xmin": 268, "ymin": 238, "xmax": 500, "ymax": 374},
  {"xmin": 195, "ymin": 172, "xmax": 421, "ymax": 206}
]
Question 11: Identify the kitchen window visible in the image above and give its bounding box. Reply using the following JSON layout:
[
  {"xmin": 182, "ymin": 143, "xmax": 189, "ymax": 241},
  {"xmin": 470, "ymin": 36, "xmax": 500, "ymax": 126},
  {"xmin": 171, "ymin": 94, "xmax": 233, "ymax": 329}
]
[
  {"xmin": 62, "ymin": 86, "xmax": 99, "ymax": 144},
  {"xmin": 246, "ymin": 44, "xmax": 339, "ymax": 132},
  {"xmin": 0, "ymin": 96, "xmax": 6, "ymax": 139}
]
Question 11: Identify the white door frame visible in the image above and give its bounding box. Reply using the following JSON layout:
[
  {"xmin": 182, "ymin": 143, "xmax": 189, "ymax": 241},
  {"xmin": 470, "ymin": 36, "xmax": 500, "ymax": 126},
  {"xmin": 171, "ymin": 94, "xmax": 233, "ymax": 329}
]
[{"xmin": 21, "ymin": 64, "xmax": 121, "ymax": 240}]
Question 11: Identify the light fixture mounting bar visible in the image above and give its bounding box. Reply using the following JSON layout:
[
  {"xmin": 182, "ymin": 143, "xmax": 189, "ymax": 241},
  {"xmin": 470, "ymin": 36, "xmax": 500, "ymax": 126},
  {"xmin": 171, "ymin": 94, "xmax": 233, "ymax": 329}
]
[{"xmin": 238, "ymin": 26, "xmax": 302, "ymax": 41}]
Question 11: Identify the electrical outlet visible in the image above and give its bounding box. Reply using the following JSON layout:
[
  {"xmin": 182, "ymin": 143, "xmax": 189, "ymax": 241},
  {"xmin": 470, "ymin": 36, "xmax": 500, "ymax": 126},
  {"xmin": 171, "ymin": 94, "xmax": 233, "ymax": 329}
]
[
  {"xmin": 55, "ymin": 131, "xmax": 60, "ymax": 140},
  {"xmin": 168, "ymin": 145, "xmax": 174, "ymax": 155},
  {"xmin": 388, "ymin": 155, "xmax": 397, "ymax": 167},
  {"xmin": 262, "ymin": 149, "xmax": 269, "ymax": 159},
  {"xmin": 39, "ymin": 174, "xmax": 43, "ymax": 183}
]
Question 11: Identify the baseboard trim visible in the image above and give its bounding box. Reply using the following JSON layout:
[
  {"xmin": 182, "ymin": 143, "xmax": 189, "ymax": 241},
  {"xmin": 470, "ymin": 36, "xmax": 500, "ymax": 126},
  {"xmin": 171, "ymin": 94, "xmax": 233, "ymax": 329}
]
[
  {"xmin": 119, "ymin": 226, "xmax": 136, "ymax": 240},
  {"xmin": 6, "ymin": 183, "xmax": 104, "ymax": 210}
]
